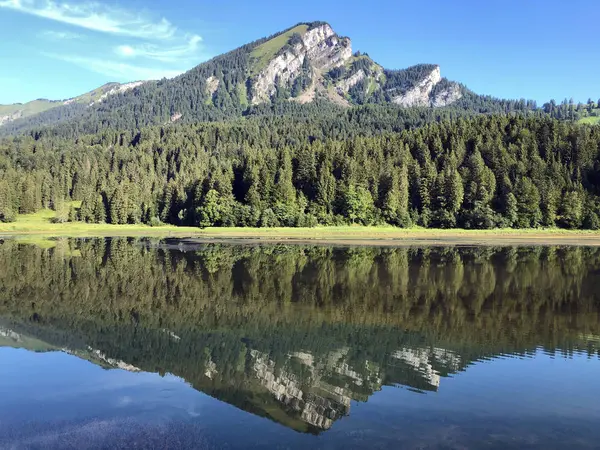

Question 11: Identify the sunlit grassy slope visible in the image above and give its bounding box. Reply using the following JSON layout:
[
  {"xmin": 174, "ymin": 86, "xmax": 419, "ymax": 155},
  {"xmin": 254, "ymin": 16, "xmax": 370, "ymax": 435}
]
[
  {"xmin": 0, "ymin": 100, "xmax": 60, "ymax": 119},
  {"xmin": 0, "ymin": 83, "xmax": 133, "ymax": 124},
  {"xmin": 250, "ymin": 24, "xmax": 309, "ymax": 74}
]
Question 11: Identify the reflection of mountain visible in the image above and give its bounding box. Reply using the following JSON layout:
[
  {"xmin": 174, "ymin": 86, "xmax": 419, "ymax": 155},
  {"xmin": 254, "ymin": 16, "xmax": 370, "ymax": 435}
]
[
  {"xmin": 0, "ymin": 323, "xmax": 140, "ymax": 371},
  {"xmin": 0, "ymin": 325, "xmax": 56, "ymax": 352},
  {"xmin": 0, "ymin": 320, "xmax": 463, "ymax": 433},
  {"xmin": 1, "ymin": 239, "xmax": 600, "ymax": 433},
  {"xmin": 391, "ymin": 347, "xmax": 461, "ymax": 390},
  {"xmin": 4, "ymin": 318, "xmax": 599, "ymax": 434}
]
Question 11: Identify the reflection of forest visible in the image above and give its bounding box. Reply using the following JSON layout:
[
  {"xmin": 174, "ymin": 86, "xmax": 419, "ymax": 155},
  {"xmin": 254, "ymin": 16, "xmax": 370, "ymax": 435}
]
[{"xmin": 0, "ymin": 239, "xmax": 599, "ymax": 433}]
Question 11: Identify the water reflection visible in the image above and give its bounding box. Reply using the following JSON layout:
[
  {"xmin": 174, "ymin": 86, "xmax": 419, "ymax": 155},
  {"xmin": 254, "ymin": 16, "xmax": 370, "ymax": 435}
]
[{"xmin": 0, "ymin": 238, "xmax": 599, "ymax": 440}]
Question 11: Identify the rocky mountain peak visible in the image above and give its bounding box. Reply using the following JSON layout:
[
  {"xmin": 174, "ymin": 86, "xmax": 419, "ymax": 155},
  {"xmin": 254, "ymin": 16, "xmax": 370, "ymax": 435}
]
[
  {"xmin": 389, "ymin": 65, "xmax": 462, "ymax": 107},
  {"xmin": 1, "ymin": 22, "xmax": 472, "ymax": 135},
  {"xmin": 250, "ymin": 23, "xmax": 352, "ymax": 104}
]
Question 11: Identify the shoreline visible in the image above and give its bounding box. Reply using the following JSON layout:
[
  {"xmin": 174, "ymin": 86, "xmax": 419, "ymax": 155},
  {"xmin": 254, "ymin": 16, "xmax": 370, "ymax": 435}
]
[{"xmin": 2, "ymin": 223, "xmax": 600, "ymax": 246}]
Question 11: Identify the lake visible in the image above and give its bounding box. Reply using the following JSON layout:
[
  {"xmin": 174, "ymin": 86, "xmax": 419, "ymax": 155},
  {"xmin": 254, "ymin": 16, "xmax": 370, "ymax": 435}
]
[{"xmin": 0, "ymin": 238, "xmax": 599, "ymax": 449}]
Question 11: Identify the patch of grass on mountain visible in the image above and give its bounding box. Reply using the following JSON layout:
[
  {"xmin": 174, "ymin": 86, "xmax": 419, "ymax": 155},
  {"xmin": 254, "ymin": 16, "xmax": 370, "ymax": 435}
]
[
  {"xmin": 250, "ymin": 24, "xmax": 309, "ymax": 74},
  {"xmin": 367, "ymin": 77, "xmax": 379, "ymax": 96},
  {"xmin": 0, "ymin": 99, "xmax": 60, "ymax": 118},
  {"xmin": 73, "ymin": 83, "xmax": 121, "ymax": 104},
  {"xmin": 237, "ymin": 83, "xmax": 249, "ymax": 107}
]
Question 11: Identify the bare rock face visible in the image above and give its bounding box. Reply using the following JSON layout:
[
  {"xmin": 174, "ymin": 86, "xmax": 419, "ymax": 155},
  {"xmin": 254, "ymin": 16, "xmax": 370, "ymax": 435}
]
[
  {"xmin": 336, "ymin": 69, "xmax": 365, "ymax": 95},
  {"xmin": 431, "ymin": 82, "xmax": 463, "ymax": 107},
  {"xmin": 205, "ymin": 76, "xmax": 220, "ymax": 97},
  {"xmin": 390, "ymin": 66, "xmax": 462, "ymax": 107},
  {"xmin": 391, "ymin": 65, "xmax": 442, "ymax": 107},
  {"xmin": 303, "ymin": 25, "xmax": 352, "ymax": 71},
  {"xmin": 89, "ymin": 81, "xmax": 146, "ymax": 106},
  {"xmin": 251, "ymin": 24, "xmax": 352, "ymax": 104},
  {"xmin": 0, "ymin": 111, "xmax": 23, "ymax": 126}
]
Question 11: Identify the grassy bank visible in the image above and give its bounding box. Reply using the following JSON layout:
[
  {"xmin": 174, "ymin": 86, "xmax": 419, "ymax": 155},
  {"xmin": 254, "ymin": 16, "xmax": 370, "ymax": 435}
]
[
  {"xmin": 2, "ymin": 209, "xmax": 600, "ymax": 246},
  {"xmin": 0, "ymin": 209, "xmax": 201, "ymax": 237}
]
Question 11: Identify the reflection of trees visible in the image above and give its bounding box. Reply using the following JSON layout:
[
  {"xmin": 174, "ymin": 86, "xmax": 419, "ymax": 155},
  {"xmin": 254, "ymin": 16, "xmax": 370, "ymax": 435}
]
[
  {"xmin": 0, "ymin": 239, "xmax": 599, "ymax": 349},
  {"xmin": 0, "ymin": 239, "xmax": 599, "ymax": 432}
]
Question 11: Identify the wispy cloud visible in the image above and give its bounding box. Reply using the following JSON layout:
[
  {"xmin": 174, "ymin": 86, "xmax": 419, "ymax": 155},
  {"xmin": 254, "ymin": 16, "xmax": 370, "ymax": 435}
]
[
  {"xmin": 2, "ymin": 0, "xmax": 209, "ymax": 82},
  {"xmin": 114, "ymin": 35, "xmax": 203, "ymax": 63},
  {"xmin": 43, "ymin": 53, "xmax": 185, "ymax": 80},
  {"xmin": 0, "ymin": 0, "xmax": 176, "ymax": 40},
  {"xmin": 40, "ymin": 29, "xmax": 82, "ymax": 40}
]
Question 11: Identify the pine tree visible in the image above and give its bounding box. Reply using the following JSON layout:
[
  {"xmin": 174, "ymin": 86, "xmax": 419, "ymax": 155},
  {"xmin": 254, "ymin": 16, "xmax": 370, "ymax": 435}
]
[
  {"xmin": 93, "ymin": 195, "xmax": 106, "ymax": 223},
  {"xmin": 504, "ymin": 192, "xmax": 518, "ymax": 227},
  {"xmin": 382, "ymin": 171, "xmax": 401, "ymax": 225},
  {"xmin": 316, "ymin": 162, "xmax": 336, "ymax": 215},
  {"xmin": 109, "ymin": 185, "xmax": 127, "ymax": 225},
  {"xmin": 558, "ymin": 190, "xmax": 583, "ymax": 229},
  {"xmin": 446, "ymin": 167, "xmax": 464, "ymax": 215},
  {"xmin": 197, "ymin": 189, "xmax": 222, "ymax": 228},
  {"xmin": 19, "ymin": 176, "xmax": 40, "ymax": 214},
  {"xmin": 515, "ymin": 178, "xmax": 542, "ymax": 228},
  {"xmin": 0, "ymin": 179, "xmax": 15, "ymax": 222}
]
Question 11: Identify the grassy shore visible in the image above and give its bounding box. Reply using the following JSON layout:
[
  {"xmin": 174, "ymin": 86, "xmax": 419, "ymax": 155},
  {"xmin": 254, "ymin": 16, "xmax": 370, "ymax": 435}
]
[{"xmin": 2, "ymin": 208, "xmax": 600, "ymax": 246}]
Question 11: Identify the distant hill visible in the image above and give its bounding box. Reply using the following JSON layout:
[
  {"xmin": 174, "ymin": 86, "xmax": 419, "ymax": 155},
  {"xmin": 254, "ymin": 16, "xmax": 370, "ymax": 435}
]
[{"xmin": 0, "ymin": 81, "xmax": 146, "ymax": 130}]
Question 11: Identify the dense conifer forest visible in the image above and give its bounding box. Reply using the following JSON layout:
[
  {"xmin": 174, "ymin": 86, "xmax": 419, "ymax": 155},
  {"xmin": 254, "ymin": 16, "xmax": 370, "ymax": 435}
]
[{"xmin": 1, "ymin": 113, "xmax": 600, "ymax": 229}]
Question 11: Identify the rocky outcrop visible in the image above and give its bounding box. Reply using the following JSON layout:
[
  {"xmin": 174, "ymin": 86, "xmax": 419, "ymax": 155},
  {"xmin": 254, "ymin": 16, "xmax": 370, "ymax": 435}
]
[
  {"xmin": 0, "ymin": 327, "xmax": 22, "ymax": 342},
  {"xmin": 90, "ymin": 81, "xmax": 146, "ymax": 106},
  {"xmin": 431, "ymin": 82, "xmax": 463, "ymax": 107},
  {"xmin": 336, "ymin": 69, "xmax": 365, "ymax": 95},
  {"xmin": 205, "ymin": 76, "xmax": 220, "ymax": 97},
  {"xmin": 246, "ymin": 346, "xmax": 387, "ymax": 430},
  {"xmin": 390, "ymin": 66, "xmax": 462, "ymax": 107},
  {"xmin": 0, "ymin": 111, "xmax": 23, "ymax": 126},
  {"xmin": 251, "ymin": 24, "xmax": 352, "ymax": 104},
  {"xmin": 391, "ymin": 65, "xmax": 441, "ymax": 107},
  {"xmin": 303, "ymin": 25, "xmax": 352, "ymax": 70}
]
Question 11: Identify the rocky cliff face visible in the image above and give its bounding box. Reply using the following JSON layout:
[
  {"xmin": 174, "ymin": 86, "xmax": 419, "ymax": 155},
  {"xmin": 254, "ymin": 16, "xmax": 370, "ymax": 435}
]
[
  {"xmin": 0, "ymin": 111, "xmax": 23, "ymax": 127},
  {"xmin": 431, "ymin": 82, "xmax": 463, "ymax": 107},
  {"xmin": 205, "ymin": 76, "xmax": 220, "ymax": 97},
  {"xmin": 335, "ymin": 69, "xmax": 366, "ymax": 95},
  {"xmin": 88, "ymin": 81, "xmax": 146, "ymax": 106},
  {"xmin": 390, "ymin": 65, "xmax": 462, "ymax": 107},
  {"xmin": 251, "ymin": 24, "xmax": 352, "ymax": 104}
]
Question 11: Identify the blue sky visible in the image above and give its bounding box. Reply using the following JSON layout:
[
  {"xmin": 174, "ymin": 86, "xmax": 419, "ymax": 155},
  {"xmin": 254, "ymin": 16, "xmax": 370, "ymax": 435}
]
[{"xmin": 0, "ymin": 0, "xmax": 598, "ymax": 105}]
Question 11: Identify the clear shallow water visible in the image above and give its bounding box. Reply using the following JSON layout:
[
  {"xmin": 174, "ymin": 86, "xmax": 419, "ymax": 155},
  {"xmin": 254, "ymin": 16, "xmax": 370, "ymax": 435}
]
[{"xmin": 0, "ymin": 238, "xmax": 599, "ymax": 449}]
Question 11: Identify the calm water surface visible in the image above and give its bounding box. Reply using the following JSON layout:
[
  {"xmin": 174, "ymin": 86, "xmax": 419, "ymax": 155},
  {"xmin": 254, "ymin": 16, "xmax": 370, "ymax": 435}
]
[{"xmin": 0, "ymin": 238, "xmax": 599, "ymax": 449}]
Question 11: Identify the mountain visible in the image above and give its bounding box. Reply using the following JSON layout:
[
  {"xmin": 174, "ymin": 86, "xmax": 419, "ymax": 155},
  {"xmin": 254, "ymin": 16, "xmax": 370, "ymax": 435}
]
[
  {"xmin": 0, "ymin": 81, "xmax": 146, "ymax": 128},
  {"xmin": 0, "ymin": 21, "xmax": 534, "ymax": 137}
]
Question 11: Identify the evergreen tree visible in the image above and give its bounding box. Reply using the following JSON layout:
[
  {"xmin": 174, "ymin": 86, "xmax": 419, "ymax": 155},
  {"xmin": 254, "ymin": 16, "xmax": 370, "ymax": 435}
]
[
  {"xmin": 109, "ymin": 185, "xmax": 128, "ymax": 225},
  {"xmin": 197, "ymin": 189, "xmax": 222, "ymax": 228},
  {"xmin": 558, "ymin": 191, "xmax": 584, "ymax": 229},
  {"xmin": 515, "ymin": 178, "xmax": 542, "ymax": 228}
]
